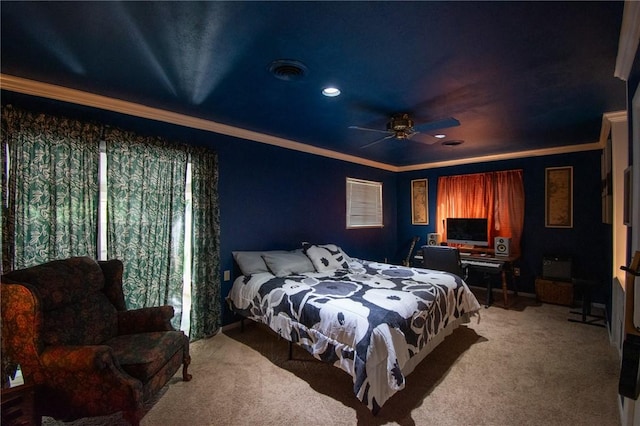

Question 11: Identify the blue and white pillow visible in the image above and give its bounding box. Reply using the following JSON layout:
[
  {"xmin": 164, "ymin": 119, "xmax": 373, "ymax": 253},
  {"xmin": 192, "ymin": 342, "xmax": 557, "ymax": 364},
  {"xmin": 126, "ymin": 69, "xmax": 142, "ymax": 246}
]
[{"xmin": 303, "ymin": 243, "xmax": 351, "ymax": 272}]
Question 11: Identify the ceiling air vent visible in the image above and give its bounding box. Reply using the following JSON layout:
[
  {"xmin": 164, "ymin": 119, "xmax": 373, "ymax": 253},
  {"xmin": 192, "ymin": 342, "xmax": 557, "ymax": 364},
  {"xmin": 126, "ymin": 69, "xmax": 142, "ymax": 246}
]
[
  {"xmin": 442, "ymin": 139, "xmax": 464, "ymax": 146},
  {"xmin": 268, "ymin": 59, "xmax": 308, "ymax": 81}
]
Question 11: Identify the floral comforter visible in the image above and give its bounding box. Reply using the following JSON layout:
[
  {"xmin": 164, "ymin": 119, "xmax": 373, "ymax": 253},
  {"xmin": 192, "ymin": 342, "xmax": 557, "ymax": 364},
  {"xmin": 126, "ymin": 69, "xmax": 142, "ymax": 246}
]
[{"xmin": 227, "ymin": 259, "xmax": 481, "ymax": 412}]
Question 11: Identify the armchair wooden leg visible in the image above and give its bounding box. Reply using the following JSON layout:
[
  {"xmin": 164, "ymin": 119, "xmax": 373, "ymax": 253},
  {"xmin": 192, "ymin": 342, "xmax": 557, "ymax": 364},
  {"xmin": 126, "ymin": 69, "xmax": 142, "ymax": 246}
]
[
  {"xmin": 123, "ymin": 407, "xmax": 143, "ymax": 426},
  {"xmin": 122, "ymin": 411, "xmax": 140, "ymax": 426},
  {"xmin": 182, "ymin": 353, "xmax": 192, "ymax": 382},
  {"xmin": 181, "ymin": 334, "xmax": 192, "ymax": 382}
]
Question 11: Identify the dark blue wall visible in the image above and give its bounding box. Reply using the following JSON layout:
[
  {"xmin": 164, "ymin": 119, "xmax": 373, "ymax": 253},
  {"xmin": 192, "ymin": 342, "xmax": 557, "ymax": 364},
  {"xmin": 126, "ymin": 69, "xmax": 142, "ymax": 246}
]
[
  {"xmin": 3, "ymin": 92, "xmax": 612, "ymax": 323},
  {"xmin": 397, "ymin": 151, "xmax": 612, "ymax": 303},
  {"xmin": 2, "ymin": 92, "xmax": 399, "ymax": 325},
  {"xmin": 214, "ymin": 140, "xmax": 398, "ymax": 323}
]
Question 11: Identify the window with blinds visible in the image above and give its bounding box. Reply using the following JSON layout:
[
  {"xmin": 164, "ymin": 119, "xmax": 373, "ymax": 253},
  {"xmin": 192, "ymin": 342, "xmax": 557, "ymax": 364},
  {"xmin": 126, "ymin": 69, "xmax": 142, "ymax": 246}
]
[{"xmin": 346, "ymin": 177, "xmax": 383, "ymax": 228}]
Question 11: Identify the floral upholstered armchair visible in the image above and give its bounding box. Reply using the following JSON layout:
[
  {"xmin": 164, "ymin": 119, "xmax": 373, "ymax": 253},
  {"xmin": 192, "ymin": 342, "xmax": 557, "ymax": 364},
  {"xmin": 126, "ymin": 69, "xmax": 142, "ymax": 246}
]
[{"xmin": 1, "ymin": 257, "xmax": 192, "ymax": 425}]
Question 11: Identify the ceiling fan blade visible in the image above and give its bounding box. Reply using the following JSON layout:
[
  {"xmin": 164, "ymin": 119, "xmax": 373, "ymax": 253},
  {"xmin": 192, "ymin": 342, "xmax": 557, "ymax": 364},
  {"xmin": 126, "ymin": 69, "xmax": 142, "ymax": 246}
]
[
  {"xmin": 409, "ymin": 133, "xmax": 439, "ymax": 145},
  {"xmin": 348, "ymin": 125, "xmax": 392, "ymax": 134},
  {"xmin": 360, "ymin": 134, "xmax": 395, "ymax": 149},
  {"xmin": 413, "ymin": 117, "xmax": 460, "ymax": 133}
]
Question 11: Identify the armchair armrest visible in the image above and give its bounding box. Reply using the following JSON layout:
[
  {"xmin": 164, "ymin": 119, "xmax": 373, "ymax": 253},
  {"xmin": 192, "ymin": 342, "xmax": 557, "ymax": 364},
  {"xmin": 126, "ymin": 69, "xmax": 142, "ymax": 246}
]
[
  {"xmin": 1, "ymin": 282, "xmax": 44, "ymax": 383},
  {"xmin": 41, "ymin": 345, "xmax": 116, "ymax": 371},
  {"xmin": 118, "ymin": 306, "xmax": 175, "ymax": 335}
]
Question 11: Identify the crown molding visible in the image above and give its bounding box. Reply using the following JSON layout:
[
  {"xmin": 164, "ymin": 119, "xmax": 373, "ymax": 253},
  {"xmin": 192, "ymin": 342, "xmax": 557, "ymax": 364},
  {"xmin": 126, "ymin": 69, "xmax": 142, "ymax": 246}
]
[
  {"xmin": 1, "ymin": 73, "xmax": 618, "ymax": 174},
  {"xmin": 397, "ymin": 141, "xmax": 607, "ymax": 172},
  {"xmin": 599, "ymin": 110, "xmax": 629, "ymax": 145},
  {"xmin": 0, "ymin": 74, "xmax": 398, "ymax": 172},
  {"xmin": 614, "ymin": 0, "xmax": 640, "ymax": 81}
]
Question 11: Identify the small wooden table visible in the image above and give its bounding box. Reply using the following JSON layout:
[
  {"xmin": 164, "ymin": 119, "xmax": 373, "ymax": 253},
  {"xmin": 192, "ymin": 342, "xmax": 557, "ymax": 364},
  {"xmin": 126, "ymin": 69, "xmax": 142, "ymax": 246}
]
[{"xmin": 1, "ymin": 383, "xmax": 38, "ymax": 426}]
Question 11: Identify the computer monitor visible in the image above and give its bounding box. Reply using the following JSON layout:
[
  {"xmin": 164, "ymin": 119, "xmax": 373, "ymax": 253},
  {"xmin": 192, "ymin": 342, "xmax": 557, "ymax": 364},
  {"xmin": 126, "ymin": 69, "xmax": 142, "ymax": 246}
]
[{"xmin": 445, "ymin": 217, "xmax": 489, "ymax": 247}]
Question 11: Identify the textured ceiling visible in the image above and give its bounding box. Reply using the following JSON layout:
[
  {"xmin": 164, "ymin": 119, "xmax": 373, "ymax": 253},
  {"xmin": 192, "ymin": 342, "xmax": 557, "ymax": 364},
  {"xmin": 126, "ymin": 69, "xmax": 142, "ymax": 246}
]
[{"xmin": 0, "ymin": 1, "xmax": 627, "ymax": 167}]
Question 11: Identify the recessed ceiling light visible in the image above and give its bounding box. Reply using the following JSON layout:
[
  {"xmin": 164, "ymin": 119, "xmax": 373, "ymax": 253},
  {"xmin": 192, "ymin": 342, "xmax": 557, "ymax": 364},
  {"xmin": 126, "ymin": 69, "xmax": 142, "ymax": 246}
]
[
  {"xmin": 322, "ymin": 87, "xmax": 341, "ymax": 97},
  {"xmin": 434, "ymin": 134, "xmax": 446, "ymax": 139}
]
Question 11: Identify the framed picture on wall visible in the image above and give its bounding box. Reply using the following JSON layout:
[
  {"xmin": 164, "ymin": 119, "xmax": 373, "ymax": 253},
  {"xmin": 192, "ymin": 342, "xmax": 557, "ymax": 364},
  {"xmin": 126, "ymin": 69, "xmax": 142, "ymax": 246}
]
[
  {"xmin": 411, "ymin": 179, "xmax": 429, "ymax": 225},
  {"xmin": 545, "ymin": 166, "xmax": 573, "ymax": 228}
]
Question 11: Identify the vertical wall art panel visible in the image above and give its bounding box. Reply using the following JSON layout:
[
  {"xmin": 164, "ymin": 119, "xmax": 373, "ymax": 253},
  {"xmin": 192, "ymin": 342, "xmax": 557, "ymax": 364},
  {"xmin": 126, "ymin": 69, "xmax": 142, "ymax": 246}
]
[
  {"xmin": 411, "ymin": 179, "xmax": 428, "ymax": 225},
  {"xmin": 545, "ymin": 166, "xmax": 573, "ymax": 228}
]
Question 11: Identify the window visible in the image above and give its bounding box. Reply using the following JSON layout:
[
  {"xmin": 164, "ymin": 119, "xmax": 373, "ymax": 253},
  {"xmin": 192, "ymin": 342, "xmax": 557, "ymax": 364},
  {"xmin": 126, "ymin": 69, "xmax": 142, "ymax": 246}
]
[
  {"xmin": 436, "ymin": 170, "xmax": 524, "ymax": 253},
  {"xmin": 2, "ymin": 105, "xmax": 221, "ymax": 339},
  {"xmin": 97, "ymin": 141, "xmax": 193, "ymax": 334},
  {"xmin": 346, "ymin": 177, "xmax": 383, "ymax": 228}
]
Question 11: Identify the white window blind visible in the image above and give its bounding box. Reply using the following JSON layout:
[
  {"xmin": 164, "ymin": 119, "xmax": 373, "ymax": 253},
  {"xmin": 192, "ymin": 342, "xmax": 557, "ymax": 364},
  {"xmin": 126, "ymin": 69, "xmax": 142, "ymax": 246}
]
[{"xmin": 346, "ymin": 177, "xmax": 383, "ymax": 228}]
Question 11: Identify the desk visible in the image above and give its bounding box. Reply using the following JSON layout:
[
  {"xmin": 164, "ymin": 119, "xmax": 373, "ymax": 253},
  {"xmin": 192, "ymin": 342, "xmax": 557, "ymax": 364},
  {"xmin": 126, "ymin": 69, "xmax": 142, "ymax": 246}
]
[
  {"xmin": 461, "ymin": 253, "xmax": 519, "ymax": 308},
  {"xmin": 414, "ymin": 252, "xmax": 519, "ymax": 308}
]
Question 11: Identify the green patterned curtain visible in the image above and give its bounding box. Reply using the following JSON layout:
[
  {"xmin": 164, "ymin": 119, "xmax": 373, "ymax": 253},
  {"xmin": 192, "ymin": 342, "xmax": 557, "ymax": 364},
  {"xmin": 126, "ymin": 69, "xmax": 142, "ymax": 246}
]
[
  {"xmin": 189, "ymin": 146, "xmax": 221, "ymax": 339},
  {"xmin": 2, "ymin": 105, "xmax": 221, "ymax": 339},
  {"xmin": 1, "ymin": 105, "xmax": 100, "ymax": 270},
  {"xmin": 104, "ymin": 127, "xmax": 187, "ymax": 328}
]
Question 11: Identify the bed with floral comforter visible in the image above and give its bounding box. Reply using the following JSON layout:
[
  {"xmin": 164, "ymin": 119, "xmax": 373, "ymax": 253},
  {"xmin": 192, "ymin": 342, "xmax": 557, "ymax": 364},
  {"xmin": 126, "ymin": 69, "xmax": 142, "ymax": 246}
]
[{"xmin": 227, "ymin": 247, "xmax": 481, "ymax": 413}]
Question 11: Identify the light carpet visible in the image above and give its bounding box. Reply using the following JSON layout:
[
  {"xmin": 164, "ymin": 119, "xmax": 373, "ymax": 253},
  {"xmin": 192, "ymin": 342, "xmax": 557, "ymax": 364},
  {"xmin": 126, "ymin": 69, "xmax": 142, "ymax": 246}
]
[{"xmin": 44, "ymin": 295, "xmax": 621, "ymax": 426}]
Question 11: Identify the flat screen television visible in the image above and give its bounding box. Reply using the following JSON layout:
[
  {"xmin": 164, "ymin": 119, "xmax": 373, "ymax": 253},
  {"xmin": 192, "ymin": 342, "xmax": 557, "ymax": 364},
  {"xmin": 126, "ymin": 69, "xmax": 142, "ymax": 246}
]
[{"xmin": 445, "ymin": 217, "xmax": 489, "ymax": 247}]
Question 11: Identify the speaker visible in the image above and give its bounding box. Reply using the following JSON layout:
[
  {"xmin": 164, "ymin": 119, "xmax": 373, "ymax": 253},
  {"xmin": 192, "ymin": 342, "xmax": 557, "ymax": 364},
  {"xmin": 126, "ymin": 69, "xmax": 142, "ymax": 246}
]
[
  {"xmin": 494, "ymin": 237, "xmax": 511, "ymax": 256},
  {"xmin": 427, "ymin": 233, "xmax": 442, "ymax": 246},
  {"xmin": 542, "ymin": 256, "xmax": 572, "ymax": 280},
  {"xmin": 619, "ymin": 335, "xmax": 640, "ymax": 399}
]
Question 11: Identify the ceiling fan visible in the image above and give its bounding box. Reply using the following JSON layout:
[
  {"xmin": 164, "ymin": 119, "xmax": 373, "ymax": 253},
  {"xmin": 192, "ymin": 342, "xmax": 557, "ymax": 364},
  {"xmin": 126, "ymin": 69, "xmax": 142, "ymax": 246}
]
[{"xmin": 349, "ymin": 113, "xmax": 460, "ymax": 149}]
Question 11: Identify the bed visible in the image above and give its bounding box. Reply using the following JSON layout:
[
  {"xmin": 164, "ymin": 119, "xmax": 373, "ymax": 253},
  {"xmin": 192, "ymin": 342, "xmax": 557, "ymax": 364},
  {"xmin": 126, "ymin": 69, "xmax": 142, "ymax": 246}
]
[{"xmin": 227, "ymin": 243, "xmax": 481, "ymax": 413}]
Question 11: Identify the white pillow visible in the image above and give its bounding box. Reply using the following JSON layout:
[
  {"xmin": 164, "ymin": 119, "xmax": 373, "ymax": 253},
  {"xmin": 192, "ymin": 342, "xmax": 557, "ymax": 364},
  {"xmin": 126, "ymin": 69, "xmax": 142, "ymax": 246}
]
[
  {"xmin": 302, "ymin": 243, "xmax": 351, "ymax": 272},
  {"xmin": 262, "ymin": 249, "xmax": 315, "ymax": 277}
]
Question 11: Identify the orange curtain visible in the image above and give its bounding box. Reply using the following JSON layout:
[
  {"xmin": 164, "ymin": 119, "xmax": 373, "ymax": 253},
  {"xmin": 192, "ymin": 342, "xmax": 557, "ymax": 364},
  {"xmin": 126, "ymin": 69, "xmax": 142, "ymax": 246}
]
[{"xmin": 436, "ymin": 169, "xmax": 524, "ymax": 254}]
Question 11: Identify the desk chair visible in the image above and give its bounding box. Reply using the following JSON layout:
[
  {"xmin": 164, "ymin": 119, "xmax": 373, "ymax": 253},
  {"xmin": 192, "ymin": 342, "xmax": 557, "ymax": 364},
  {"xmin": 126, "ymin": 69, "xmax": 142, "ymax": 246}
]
[{"xmin": 420, "ymin": 245, "xmax": 467, "ymax": 279}]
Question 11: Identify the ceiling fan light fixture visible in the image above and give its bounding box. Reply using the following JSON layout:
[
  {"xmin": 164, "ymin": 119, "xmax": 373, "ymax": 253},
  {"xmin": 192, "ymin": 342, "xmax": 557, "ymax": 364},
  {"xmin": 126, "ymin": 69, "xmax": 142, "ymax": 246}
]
[
  {"xmin": 388, "ymin": 114, "xmax": 413, "ymax": 132},
  {"xmin": 322, "ymin": 87, "xmax": 341, "ymax": 97}
]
